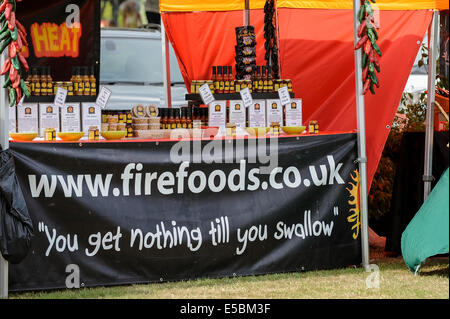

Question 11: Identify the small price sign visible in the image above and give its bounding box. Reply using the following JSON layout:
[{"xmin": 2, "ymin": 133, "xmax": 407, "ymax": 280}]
[
  {"xmin": 278, "ymin": 86, "xmax": 291, "ymax": 106},
  {"xmin": 54, "ymin": 87, "xmax": 68, "ymax": 108},
  {"xmin": 240, "ymin": 87, "xmax": 253, "ymax": 108},
  {"xmin": 199, "ymin": 83, "xmax": 215, "ymax": 105},
  {"xmin": 96, "ymin": 86, "xmax": 112, "ymax": 109}
]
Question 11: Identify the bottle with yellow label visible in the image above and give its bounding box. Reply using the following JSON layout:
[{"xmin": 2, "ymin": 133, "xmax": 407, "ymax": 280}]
[
  {"xmin": 223, "ymin": 67, "xmax": 230, "ymax": 93},
  {"xmin": 75, "ymin": 67, "xmax": 83, "ymax": 96},
  {"xmin": 32, "ymin": 68, "xmax": 40, "ymax": 96},
  {"xmin": 257, "ymin": 66, "xmax": 263, "ymax": 93},
  {"xmin": 46, "ymin": 67, "xmax": 53, "ymax": 96},
  {"xmin": 25, "ymin": 71, "xmax": 32, "ymax": 95},
  {"xmin": 82, "ymin": 67, "xmax": 91, "ymax": 96},
  {"xmin": 228, "ymin": 66, "xmax": 235, "ymax": 93},
  {"xmin": 40, "ymin": 67, "xmax": 47, "ymax": 96},
  {"xmin": 89, "ymin": 66, "xmax": 97, "ymax": 96},
  {"xmin": 267, "ymin": 67, "xmax": 274, "ymax": 92}
]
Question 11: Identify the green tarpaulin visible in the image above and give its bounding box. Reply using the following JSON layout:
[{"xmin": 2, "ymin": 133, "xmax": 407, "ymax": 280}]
[{"xmin": 401, "ymin": 168, "xmax": 449, "ymax": 274}]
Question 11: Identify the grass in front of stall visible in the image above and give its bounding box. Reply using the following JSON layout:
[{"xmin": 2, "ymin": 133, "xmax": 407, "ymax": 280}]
[{"xmin": 10, "ymin": 253, "xmax": 449, "ymax": 299}]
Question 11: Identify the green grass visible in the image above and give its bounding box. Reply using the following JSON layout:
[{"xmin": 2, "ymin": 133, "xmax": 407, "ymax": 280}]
[{"xmin": 9, "ymin": 255, "xmax": 449, "ymax": 299}]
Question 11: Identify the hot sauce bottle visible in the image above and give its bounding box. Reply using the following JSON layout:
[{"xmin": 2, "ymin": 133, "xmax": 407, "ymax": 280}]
[
  {"xmin": 187, "ymin": 107, "xmax": 193, "ymax": 128},
  {"xmin": 223, "ymin": 66, "xmax": 230, "ymax": 94},
  {"xmin": 175, "ymin": 108, "xmax": 182, "ymax": 128},
  {"xmin": 228, "ymin": 66, "xmax": 235, "ymax": 93},
  {"xmin": 75, "ymin": 67, "xmax": 84, "ymax": 96},
  {"xmin": 25, "ymin": 71, "xmax": 32, "ymax": 95},
  {"xmin": 40, "ymin": 67, "xmax": 47, "ymax": 96},
  {"xmin": 252, "ymin": 67, "xmax": 259, "ymax": 93},
  {"xmin": 31, "ymin": 68, "xmax": 40, "ymax": 96},
  {"xmin": 181, "ymin": 108, "xmax": 188, "ymax": 128},
  {"xmin": 267, "ymin": 67, "xmax": 274, "ymax": 92},
  {"xmin": 70, "ymin": 67, "xmax": 77, "ymax": 94},
  {"xmin": 262, "ymin": 66, "xmax": 268, "ymax": 93},
  {"xmin": 82, "ymin": 67, "xmax": 91, "ymax": 96},
  {"xmin": 90, "ymin": 66, "xmax": 97, "ymax": 96},
  {"xmin": 168, "ymin": 108, "xmax": 176, "ymax": 129},
  {"xmin": 217, "ymin": 66, "xmax": 224, "ymax": 94},
  {"xmin": 46, "ymin": 67, "xmax": 53, "ymax": 96},
  {"xmin": 160, "ymin": 108, "xmax": 167, "ymax": 129},
  {"xmin": 211, "ymin": 66, "xmax": 217, "ymax": 87},
  {"xmin": 257, "ymin": 66, "xmax": 263, "ymax": 94}
]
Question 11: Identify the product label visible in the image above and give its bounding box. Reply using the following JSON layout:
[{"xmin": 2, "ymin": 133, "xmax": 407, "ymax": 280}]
[
  {"xmin": 39, "ymin": 103, "xmax": 60, "ymax": 136},
  {"xmin": 266, "ymin": 99, "xmax": 283, "ymax": 127},
  {"xmin": 208, "ymin": 101, "xmax": 227, "ymax": 129},
  {"xmin": 248, "ymin": 100, "xmax": 266, "ymax": 128},
  {"xmin": 96, "ymin": 86, "xmax": 112, "ymax": 109},
  {"xmin": 240, "ymin": 87, "xmax": 253, "ymax": 109},
  {"xmin": 54, "ymin": 87, "xmax": 68, "ymax": 109},
  {"xmin": 17, "ymin": 103, "xmax": 39, "ymax": 133},
  {"xmin": 229, "ymin": 100, "xmax": 246, "ymax": 128},
  {"xmin": 278, "ymin": 86, "xmax": 291, "ymax": 106},
  {"xmin": 199, "ymin": 83, "xmax": 215, "ymax": 106},
  {"xmin": 82, "ymin": 103, "xmax": 102, "ymax": 136},
  {"xmin": 285, "ymin": 99, "xmax": 303, "ymax": 127},
  {"xmin": 61, "ymin": 103, "xmax": 81, "ymax": 132}
]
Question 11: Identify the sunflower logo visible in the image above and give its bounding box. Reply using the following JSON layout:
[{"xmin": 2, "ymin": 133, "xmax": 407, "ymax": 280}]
[{"xmin": 346, "ymin": 169, "xmax": 360, "ymax": 240}]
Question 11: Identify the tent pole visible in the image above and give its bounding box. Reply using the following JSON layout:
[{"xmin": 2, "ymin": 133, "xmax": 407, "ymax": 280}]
[
  {"xmin": 423, "ymin": 10, "xmax": 439, "ymax": 201},
  {"xmin": 161, "ymin": 14, "xmax": 172, "ymax": 108},
  {"xmin": 0, "ymin": 51, "xmax": 9, "ymax": 299},
  {"xmin": 245, "ymin": 0, "xmax": 250, "ymax": 26},
  {"xmin": 352, "ymin": 0, "xmax": 370, "ymax": 270}
]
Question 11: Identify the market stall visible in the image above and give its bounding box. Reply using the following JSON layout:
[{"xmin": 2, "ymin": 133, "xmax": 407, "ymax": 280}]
[{"xmin": 0, "ymin": 0, "xmax": 448, "ymax": 293}]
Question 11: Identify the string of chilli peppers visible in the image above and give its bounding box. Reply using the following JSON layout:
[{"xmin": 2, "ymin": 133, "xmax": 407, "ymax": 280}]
[
  {"xmin": 355, "ymin": 0, "xmax": 382, "ymax": 95},
  {"xmin": 0, "ymin": 0, "xmax": 29, "ymax": 107}
]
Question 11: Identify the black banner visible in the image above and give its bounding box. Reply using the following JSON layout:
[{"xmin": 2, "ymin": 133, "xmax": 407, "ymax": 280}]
[
  {"xmin": 16, "ymin": 0, "xmax": 100, "ymax": 84},
  {"xmin": 9, "ymin": 133, "xmax": 361, "ymax": 291}
]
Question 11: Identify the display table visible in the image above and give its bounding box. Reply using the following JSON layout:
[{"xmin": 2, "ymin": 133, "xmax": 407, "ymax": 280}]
[
  {"xmin": 385, "ymin": 131, "xmax": 449, "ymax": 254},
  {"xmin": 9, "ymin": 132, "xmax": 362, "ymax": 291}
]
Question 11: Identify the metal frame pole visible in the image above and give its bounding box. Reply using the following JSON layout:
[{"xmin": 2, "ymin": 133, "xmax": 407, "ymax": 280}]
[
  {"xmin": 0, "ymin": 51, "xmax": 9, "ymax": 299},
  {"xmin": 244, "ymin": 0, "xmax": 250, "ymax": 26},
  {"xmin": 352, "ymin": 0, "xmax": 370, "ymax": 270},
  {"xmin": 423, "ymin": 10, "xmax": 439, "ymax": 201},
  {"xmin": 161, "ymin": 14, "xmax": 172, "ymax": 108}
]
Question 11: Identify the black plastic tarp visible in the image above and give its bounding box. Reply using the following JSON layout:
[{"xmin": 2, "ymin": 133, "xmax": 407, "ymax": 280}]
[{"xmin": 0, "ymin": 149, "xmax": 33, "ymax": 264}]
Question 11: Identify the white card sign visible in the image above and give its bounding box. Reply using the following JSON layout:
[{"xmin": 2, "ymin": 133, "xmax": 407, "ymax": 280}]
[
  {"xmin": 54, "ymin": 87, "xmax": 68, "ymax": 109},
  {"xmin": 208, "ymin": 101, "xmax": 226, "ymax": 129},
  {"xmin": 96, "ymin": 86, "xmax": 112, "ymax": 109},
  {"xmin": 240, "ymin": 87, "xmax": 253, "ymax": 108},
  {"xmin": 82, "ymin": 103, "xmax": 102, "ymax": 135},
  {"xmin": 266, "ymin": 99, "xmax": 283, "ymax": 127},
  {"xmin": 61, "ymin": 103, "xmax": 81, "ymax": 132},
  {"xmin": 39, "ymin": 103, "xmax": 60, "ymax": 136},
  {"xmin": 17, "ymin": 103, "xmax": 38, "ymax": 133},
  {"xmin": 199, "ymin": 83, "xmax": 215, "ymax": 106},
  {"xmin": 229, "ymin": 100, "xmax": 246, "ymax": 128},
  {"xmin": 248, "ymin": 100, "xmax": 266, "ymax": 128},
  {"xmin": 278, "ymin": 86, "xmax": 291, "ymax": 106},
  {"xmin": 285, "ymin": 99, "xmax": 303, "ymax": 127}
]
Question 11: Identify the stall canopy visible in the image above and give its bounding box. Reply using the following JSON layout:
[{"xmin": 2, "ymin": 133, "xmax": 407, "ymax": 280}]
[{"xmin": 160, "ymin": 0, "xmax": 448, "ymax": 189}]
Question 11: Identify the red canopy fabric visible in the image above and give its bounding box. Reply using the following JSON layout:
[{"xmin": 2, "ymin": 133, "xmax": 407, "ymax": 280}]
[{"xmin": 162, "ymin": 9, "xmax": 432, "ymax": 189}]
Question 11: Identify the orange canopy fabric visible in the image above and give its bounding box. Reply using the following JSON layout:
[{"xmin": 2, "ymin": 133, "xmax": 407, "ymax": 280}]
[
  {"xmin": 160, "ymin": 0, "xmax": 448, "ymax": 12},
  {"xmin": 162, "ymin": 8, "xmax": 432, "ymax": 190}
]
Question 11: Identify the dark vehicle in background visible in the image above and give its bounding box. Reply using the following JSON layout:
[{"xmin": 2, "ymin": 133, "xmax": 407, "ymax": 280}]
[{"xmin": 100, "ymin": 27, "xmax": 188, "ymax": 110}]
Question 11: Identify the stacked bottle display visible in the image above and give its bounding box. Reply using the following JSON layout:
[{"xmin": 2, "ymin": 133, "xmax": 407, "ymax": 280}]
[
  {"xmin": 24, "ymin": 66, "xmax": 97, "ymax": 97},
  {"xmin": 159, "ymin": 106, "xmax": 209, "ymax": 129}
]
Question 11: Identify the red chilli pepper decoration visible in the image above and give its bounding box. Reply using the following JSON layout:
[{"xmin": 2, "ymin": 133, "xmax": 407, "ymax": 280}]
[
  {"xmin": 355, "ymin": 0, "xmax": 381, "ymax": 95},
  {"xmin": 1, "ymin": 0, "xmax": 29, "ymax": 107}
]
